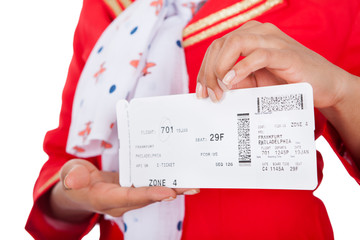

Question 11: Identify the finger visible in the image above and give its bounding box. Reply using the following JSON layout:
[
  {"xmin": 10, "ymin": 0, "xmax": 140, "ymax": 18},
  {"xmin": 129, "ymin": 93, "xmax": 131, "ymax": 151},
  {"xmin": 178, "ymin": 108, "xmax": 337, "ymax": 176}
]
[
  {"xmin": 61, "ymin": 159, "xmax": 99, "ymax": 190},
  {"xmin": 220, "ymin": 21, "xmax": 262, "ymax": 41},
  {"xmin": 215, "ymin": 33, "xmax": 264, "ymax": 85},
  {"xmin": 92, "ymin": 185, "xmax": 177, "ymax": 210},
  {"xmin": 203, "ymin": 39, "xmax": 225, "ymax": 102},
  {"xmin": 217, "ymin": 34, "xmax": 287, "ymax": 85},
  {"xmin": 174, "ymin": 188, "xmax": 200, "ymax": 195},
  {"xmin": 200, "ymin": 21, "xmax": 261, "ymax": 95},
  {"xmin": 196, "ymin": 46, "xmax": 211, "ymax": 99},
  {"xmin": 63, "ymin": 164, "xmax": 91, "ymax": 190},
  {"xmin": 226, "ymin": 48, "xmax": 295, "ymax": 86},
  {"xmin": 253, "ymin": 68, "xmax": 287, "ymax": 87},
  {"xmin": 61, "ymin": 159, "xmax": 99, "ymax": 181},
  {"xmin": 229, "ymin": 69, "xmax": 285, "ymax": 90},
  {"xmin": 229, "ymin": 74, "xmax": 257, "ymax": 90},
  {"xmin": 235, "ymin": 22, "xmax": 289, "ymax": 39},
  {"xmin": 238, "ymin": 20, "xmax": 262, "ymax": 30}
]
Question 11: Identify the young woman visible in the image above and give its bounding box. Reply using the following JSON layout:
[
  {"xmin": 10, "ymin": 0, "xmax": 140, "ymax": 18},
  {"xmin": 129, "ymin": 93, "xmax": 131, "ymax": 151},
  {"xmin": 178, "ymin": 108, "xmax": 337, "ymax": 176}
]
[{"xmin": 26, "ymin": 0, "xmax": 360, "ymax": 239}]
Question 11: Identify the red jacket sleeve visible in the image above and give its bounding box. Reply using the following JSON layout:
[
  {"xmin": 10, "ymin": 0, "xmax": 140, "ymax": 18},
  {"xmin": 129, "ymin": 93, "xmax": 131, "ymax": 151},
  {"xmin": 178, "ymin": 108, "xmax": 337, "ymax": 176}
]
[
  {"xmin": 322, "ymin": 6, "xmax": 360, "ymax": 184},
  {"xmin": 25, "ymin": 0, "xmax": 117, "ymax": 239}
]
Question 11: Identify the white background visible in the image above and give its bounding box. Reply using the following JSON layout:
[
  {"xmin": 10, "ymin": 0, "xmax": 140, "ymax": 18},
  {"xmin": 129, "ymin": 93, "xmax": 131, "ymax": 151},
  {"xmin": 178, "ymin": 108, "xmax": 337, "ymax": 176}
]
[{"xmin": 0, "ymin": 0, "xmax": 359, "ymax": 239}]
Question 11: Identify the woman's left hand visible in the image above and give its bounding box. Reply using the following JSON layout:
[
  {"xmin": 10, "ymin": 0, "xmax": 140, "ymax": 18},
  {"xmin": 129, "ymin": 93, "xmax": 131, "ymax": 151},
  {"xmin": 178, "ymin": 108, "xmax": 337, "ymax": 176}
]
[
  {"xmin": 196, "ymin": 20, "xmax": 360, "ymax": 160},
  {"xmin": 196, "ymin": 20, "xmax": 350, "ymax": 109}
]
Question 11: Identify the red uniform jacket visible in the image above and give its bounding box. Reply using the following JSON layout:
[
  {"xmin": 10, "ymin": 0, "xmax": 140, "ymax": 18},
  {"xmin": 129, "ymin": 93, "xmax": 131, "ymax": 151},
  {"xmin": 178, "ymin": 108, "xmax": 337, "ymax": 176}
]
[{"xmin": 26, "ymin": 0, "xmax": 360, "ymax": 239}]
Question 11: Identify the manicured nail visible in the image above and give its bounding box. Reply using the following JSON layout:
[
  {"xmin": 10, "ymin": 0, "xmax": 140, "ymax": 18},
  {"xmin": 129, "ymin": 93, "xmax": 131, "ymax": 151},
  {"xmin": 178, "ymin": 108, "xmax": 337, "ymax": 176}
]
[
  {"xmin": 63, "ymin": 176, "xmax": 72, "ymax": 190},
  {"xmin": 223, "ymin": 70, "xmax": 235, "ymax": 85},
  {"xmin": 207, "ymin": 88, "xmax": 218, "ymax": 103},
  {"xmin": 162, "ymin": 196, "xmax": 176, "ymax": 202},
  {"xmin": 196, "ymin": 83, "xmax": 203, "ymax": 98},
  {"xmin": 202, "ymin": 84, "xmax": 208, "ymax": 98},
  {"xmin": 183, "ymin": 189, "xmax": 200, "ymax": 195},
  {"xmin": 218, "ymin": 79, "xmax": 230, "ymax": 92}
]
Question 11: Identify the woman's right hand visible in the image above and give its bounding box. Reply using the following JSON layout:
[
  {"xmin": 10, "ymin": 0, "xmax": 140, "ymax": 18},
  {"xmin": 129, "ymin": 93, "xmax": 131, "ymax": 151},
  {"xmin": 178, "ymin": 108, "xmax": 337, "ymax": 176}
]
[{"xmin": 50, "ymin": 159, "xmax": 198, "ymax": 222}]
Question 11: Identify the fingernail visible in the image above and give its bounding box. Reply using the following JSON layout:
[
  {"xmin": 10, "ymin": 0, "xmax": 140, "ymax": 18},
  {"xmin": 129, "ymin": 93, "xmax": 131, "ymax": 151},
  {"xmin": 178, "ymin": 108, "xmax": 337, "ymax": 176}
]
[
  {"xmin": 162, "ymin": 196, "xmax": 176, "ymax": 202},
  {"xmin": 202, "ymin": 84, "xmax": 208, "ymax": 98},
  {"xmin": 63, "ymin": 176, "xmax": 72, "ymax": 190},
  {"xmin": 207, "ymin": 88, "xmax": 218, "ymax": 103},
  {"xmin": 183, "ymin": 189, "xmax": 200, "ymax": 195},
  {"xmin": 217, "ymin": 79, "xmax": 230, "ymax": 92},
  {"xmin": 196, "ymin": 83, "xmax": 203, "ymax": 98},
  {"xmin": 223, "ymin": 70, "xmax": 235, "ymax": 85}
]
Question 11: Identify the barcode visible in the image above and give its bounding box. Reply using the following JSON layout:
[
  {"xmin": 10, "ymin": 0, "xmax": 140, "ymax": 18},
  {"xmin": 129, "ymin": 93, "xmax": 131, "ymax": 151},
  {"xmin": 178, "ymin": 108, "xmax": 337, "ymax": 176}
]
[
  {"xmin": 237, "ymin": 113, "xmax": 251, "ymax": 164},
  {"xmin": 257, "ymin": 94, "xmax": 303, "ymax": 114}
]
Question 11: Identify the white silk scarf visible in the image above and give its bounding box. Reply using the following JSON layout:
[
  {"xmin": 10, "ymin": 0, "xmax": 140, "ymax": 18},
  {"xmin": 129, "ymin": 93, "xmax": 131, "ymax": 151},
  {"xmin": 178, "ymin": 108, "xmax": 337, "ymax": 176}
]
[{"xmin": 66, "ymin": 0, "xmax": 203, "ymax": 239}]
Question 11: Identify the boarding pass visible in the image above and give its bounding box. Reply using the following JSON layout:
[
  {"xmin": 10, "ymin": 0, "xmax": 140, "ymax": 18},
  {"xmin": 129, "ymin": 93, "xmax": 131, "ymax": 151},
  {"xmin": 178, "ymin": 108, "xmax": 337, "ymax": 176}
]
[{"xmin": 116, "ymin": 83, "xmax": 317, "ymax": 190}]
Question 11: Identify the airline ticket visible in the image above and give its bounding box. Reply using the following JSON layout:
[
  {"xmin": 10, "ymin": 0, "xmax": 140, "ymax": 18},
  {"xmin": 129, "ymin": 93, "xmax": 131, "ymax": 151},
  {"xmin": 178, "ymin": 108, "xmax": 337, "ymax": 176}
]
[{"xmin": 116, "ymin": 83, "xmax": 317, "ymax": 190}]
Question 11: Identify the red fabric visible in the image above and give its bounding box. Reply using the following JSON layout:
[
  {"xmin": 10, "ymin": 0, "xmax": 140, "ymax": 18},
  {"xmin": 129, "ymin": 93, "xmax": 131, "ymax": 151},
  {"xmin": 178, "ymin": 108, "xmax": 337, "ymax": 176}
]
[{"xmin": 26, "ymin": 0, "xmax": 360, "ymax": 239}]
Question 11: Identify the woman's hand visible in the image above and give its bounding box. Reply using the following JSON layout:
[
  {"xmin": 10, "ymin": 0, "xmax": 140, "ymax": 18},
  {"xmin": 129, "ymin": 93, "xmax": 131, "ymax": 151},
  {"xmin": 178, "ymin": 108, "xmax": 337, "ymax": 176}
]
[
  {"xmin": 50, "ymin": 159, "xmax": 199, "ymax": 222},
  {"xmin": 196, "ymin": 20, "xmax": 360, "ymax": 160},
  {"xmin": 196, "ymin": 20, "xmax": 351, "ymax": 109}
]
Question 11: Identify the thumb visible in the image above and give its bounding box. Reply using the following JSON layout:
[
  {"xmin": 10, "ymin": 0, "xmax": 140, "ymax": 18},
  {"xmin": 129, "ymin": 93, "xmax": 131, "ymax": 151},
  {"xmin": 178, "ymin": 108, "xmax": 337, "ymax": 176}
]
[{"xmin": 61, "ymin": 159, "xmax": 99, "ymax": 190}]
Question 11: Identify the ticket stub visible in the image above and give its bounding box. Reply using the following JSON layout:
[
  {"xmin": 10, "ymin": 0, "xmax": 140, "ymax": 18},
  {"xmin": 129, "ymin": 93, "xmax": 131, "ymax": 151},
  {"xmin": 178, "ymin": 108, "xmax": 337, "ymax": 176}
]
[{"xmin": 116, "ymin": 83, "xmax": 317, "ymax": 190}]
